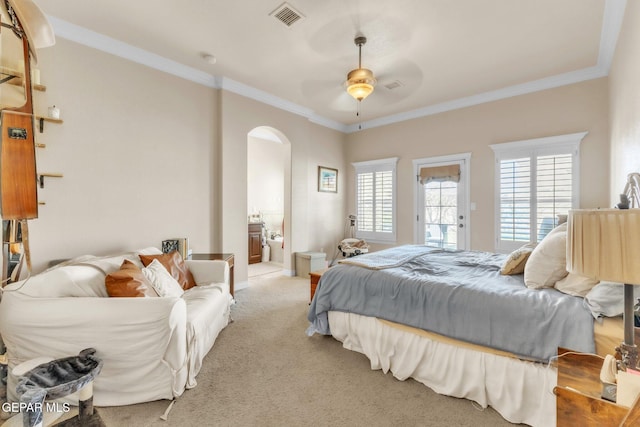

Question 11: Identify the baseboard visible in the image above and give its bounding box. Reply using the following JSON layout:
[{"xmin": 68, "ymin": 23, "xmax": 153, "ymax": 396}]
[
  {"xmin": 282, "ymin": 269, "xmax": 295, "ymax": 277},
  {"xmin": 235, "ymin": 281, "xmax": 249, "ymax": 292}
]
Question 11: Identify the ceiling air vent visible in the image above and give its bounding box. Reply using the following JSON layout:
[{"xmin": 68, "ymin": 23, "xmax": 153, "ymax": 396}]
[
  {"xmin": 270, "ymin": 2, "xmax": 305, "ymax": 27},
  {"xmin": 384, "ymin": 81, "xmax": 404, "ymax": 90}
]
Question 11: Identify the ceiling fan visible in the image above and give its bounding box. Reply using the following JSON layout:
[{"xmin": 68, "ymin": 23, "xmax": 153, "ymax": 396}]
[
  {"xmin": 300, "ymin": 32, "xmax": 423, "ymax": 123},
  {"xmin": 345, "ymin": 36, "xmax": 376, "ymax": 103}
]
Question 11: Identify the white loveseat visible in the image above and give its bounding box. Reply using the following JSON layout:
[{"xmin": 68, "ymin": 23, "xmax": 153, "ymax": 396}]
[{"xmin": 0, "ymin": 247, "xmax": 233, "ymax": 406}]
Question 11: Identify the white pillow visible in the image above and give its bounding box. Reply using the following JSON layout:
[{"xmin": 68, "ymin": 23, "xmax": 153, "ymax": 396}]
[
  {"xmin": 583, "ymin": 281, "xmax": 640, "ymax": 319},
  {"xmin": 142, "ymin": 259, "xmax": 184, "ymax": 298},
  {"xmin": 524, "ymin": 222, "xmax": 568, "ymax": 289},
  {"xmin": 554, "ymin": 273, "xmax": 599, "ymax": 297}
]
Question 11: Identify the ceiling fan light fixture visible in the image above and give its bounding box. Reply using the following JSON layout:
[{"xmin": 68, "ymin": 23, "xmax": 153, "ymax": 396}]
[
  {"xmin": 345, "ymin": 36, "xmax": 376, "ymax": 102},
  {"xmin": 346, "ymin": 68, "xmax": 376, "ymax": 101}
]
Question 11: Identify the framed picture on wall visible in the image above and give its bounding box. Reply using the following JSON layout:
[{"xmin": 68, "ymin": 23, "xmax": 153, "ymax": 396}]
[{"xmin": 318, "ymin": 166, "xmax": 338, "ymax": 193}]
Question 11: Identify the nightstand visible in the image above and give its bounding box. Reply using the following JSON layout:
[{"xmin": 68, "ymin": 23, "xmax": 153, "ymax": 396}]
[
  {"xmin": 554, "ymin": 348, "xmax": 640, "ymax": 425},
  {"xmin": 309, "ymin": 268, "xmax": 329, "ymax": 303}
]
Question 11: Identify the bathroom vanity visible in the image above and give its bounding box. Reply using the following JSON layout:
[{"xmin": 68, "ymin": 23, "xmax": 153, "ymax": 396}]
[{"xmin": 248, "ymin": 222, "xmax": 263, "ymax": 264}]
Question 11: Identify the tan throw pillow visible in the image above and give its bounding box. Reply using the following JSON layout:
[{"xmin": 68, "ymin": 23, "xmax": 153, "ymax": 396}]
[
  {"xmin": 501, "ymin": 243, "xmax": 536, "ymax": 275},
  {"xmin": 554, "ymin": 273, "xmax": 599, "ymax": 297},
  {"xmin": 139, "ymin": 250, "xmax": 196, "ymax": 290},
  {"xmin": 105, "ymin": 259, "xmax": 158, "ymax": 297},
  {"xmin": 524, "ymin": 222, "xmax": 569, "ymax": 289}
]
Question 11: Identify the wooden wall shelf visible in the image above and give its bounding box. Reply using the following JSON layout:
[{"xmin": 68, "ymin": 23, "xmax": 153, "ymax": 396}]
[
  {"xmin": 38, "ymin": 173, "xmax": 63, "ymax": 188},
  {"xmin": 35, "ymin": 116, "xmax": 63, "ymax": 133}
]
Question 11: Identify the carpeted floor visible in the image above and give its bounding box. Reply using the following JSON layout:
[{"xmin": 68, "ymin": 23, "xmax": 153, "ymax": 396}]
[
  {"xmin": 97, "ymin": 273, "xmax": 518, "ymax": 426},
  {"xmin": 247, "ymin": 262, "xmax": 283, "ymax": 278}
]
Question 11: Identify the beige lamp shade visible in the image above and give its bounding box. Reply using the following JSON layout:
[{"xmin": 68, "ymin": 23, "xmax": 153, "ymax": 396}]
[{"xmin": 567, "ymin": 209, "xmax": 640, "ymax": 284}]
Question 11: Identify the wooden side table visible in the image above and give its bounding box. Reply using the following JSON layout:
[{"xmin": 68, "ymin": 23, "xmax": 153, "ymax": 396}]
[
  {"xmin": 554, "ymin": 347, "xmax": 640, "ymax": 425},
  {"xmin": 191, "ymin": 253, "xmax": 235, "ymax": 297},
  {"xmin": 309, "ymin": 268, "xmax": 329, "ymax": 303}
]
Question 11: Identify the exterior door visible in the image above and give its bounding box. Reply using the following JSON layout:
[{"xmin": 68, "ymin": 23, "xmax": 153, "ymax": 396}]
[{"xmin": 414, "ymin": 155, "xmax": 470, "ymax": 250}]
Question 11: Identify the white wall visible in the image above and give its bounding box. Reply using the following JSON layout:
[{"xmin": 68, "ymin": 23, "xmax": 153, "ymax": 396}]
[
  {"xmin": 346, "ymin": 78, "xmax": 610, "ymax": 252},
  {"xmin": 25, "ymin": 38, "xmax": 219, "ymax": 272},
  {"xmin": 609, "ymin": 0, "xmax": 640, "ymax": 198},
  {"xmin": 220, "ymin": 91, "xmax": 346, "ymax": 286}
]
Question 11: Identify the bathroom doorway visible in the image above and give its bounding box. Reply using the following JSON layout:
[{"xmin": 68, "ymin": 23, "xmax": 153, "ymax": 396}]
[{"xmin": 247, "ymin": 126, "xmax": 291, "ymax": 278}]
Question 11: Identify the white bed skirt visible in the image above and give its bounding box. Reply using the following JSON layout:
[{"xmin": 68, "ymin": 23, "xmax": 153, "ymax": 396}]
[{"xmin": 328, "ymin": 311, "xmax": 557, "ymax": 427}]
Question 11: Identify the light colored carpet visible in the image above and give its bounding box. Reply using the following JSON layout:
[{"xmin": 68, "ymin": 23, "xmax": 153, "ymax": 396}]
[
  {"xmin": 248, "ymin": 262, "xmax": 283, "ymax": 278},
  {"xmin": 97, "ymin": 274, "xmax": 518, "ymax": 426}
]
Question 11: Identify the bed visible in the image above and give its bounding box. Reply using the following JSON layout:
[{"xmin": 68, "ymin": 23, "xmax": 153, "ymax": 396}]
[{"xmin": 306, "ymin": 244, "xmax": 624, "ymax": 427}]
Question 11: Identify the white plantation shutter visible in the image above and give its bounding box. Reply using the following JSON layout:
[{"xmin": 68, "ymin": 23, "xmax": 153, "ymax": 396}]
[
  {"xmin": 499, "ymin": 157, "xmax": 531, "ymax": 242},
  {"xmin": 491, "ymin": 133, "xmax": 585, "ymax": 252},
  {"xmin": 353, "ymin": 157, "xmax": 398, "ymax": 242}
]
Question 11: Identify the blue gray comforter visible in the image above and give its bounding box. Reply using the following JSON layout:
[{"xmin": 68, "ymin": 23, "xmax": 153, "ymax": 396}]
[{"xmin": 306, "ymin": 245, "xmax": 595, "ymax": 362}]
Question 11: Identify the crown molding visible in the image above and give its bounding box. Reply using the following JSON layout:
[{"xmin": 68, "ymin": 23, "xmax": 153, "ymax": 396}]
[
  {"xmin": 47, "ymin": 16, "xmax": 217, "ymax": 88},
  {"xmin": 597, "ymin": 0, "xmax": 627, "ymax": 71},
  {"xmin": 345, "ymin": 65, "xmax": 608, "ymax": 133},
  {"xmin": 47, "ymin": 0, "xmax": 626, "ymax": 135}
]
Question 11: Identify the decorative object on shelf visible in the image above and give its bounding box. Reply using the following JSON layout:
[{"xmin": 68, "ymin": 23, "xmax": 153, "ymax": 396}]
[
  {"xmin": 162, "ymin": 237, "xmax": 189, "ymax": 259},
  {"xmin": 47, "ymin": 104, "xmax": 60, "ymax": 119},
  {"xmin": 567, "ymin": 209, "xmax": 640, "ymax": 371},
  {"xmin": 162, "ymin": 239, "xmax": 179, "ymax": 254},
  {"xmin": 318, "ymin": 166, "xmax": 338, "ymax": 193}
]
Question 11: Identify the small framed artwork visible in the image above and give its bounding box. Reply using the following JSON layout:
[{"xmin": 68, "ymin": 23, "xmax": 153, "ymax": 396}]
[{"xmin": 318, "ymin": 166, "xmax": 338, "ymax": 193}]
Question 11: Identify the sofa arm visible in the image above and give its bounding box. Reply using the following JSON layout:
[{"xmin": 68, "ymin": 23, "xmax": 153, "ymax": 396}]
[{"xmin": 186, "ymin": 260, "xmax": 229, "ymax": 288}]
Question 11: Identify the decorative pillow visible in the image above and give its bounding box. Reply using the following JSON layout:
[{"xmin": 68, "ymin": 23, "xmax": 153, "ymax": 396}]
[
  {"xmin": 142, "ymin": 259, "xmax": 184, "ymax": 298},
  {"xmin": 582, "ymin": 281, "xmax": 639, "ymax": 319},
  {"xmin": 139, "ymin": 251, "xmax": 196, "ymax": 290},
  {"xmin": 554, "ymin": 273, "xmax": 599, "ymax": 297},
  {"xmin": 105, "ymin": 259, "xmax": 158, "ymax": 297},
  {"xmin": 524, "ymin": 222, "xmax": 569, "ymax": 289},
  {"xmin": 500, "ymin": 243, "xmax": 536, "ymax": 275}
]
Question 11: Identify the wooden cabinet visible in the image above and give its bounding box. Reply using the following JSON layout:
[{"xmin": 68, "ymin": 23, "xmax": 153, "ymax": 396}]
[
  {"xmin": 555, "ymin": 347, "xmax": 640, "ymax": 426},
  {"xmin": 248, "ymin": 223, "xmax": 263, "ymax": 264}
]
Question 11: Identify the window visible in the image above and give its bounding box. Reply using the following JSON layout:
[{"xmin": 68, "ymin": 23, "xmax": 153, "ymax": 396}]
[
  {"xmin": 352, "ymin": 157, "xmax": 398, "ymax": 243},
  {"xmin": 490, "ymin": 132, "xmax": 586, "ymax": 252}
]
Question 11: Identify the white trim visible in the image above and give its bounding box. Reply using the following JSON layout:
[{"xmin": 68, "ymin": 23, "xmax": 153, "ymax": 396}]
[
  {"xmin": 351, "ymin": 156, "xmax": 400, "ymax": 169},
  {"xmin": 47, "ymin": 16, "xmax": 218, "ymax": 88},
  {"xmin": 598, "ymin": 0, "xmax": 627, "ymax": 71},
  {"xmin": 489, "ymin": 132, "xmax": 588, "ymax": 154},
  {"xmin": 344, "ymin": 67, "xmax": 606, "ymax": 133},
  {"xmin": 412, "ymin": 153, "xmax": 471, "ymax": 249},
  {"xmin": 47, "ymin": 0, "xmax": 626, "ymax": 133}
]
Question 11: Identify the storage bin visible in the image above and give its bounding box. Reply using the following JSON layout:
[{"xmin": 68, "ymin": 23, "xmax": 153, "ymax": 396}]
[{"xmin": 295, "ymin": 252, "xmax": 326, "ymax": 278}]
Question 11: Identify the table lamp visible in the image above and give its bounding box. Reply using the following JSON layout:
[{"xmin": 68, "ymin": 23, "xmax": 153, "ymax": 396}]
[{"xmin": 567, "ymin": 209, "xmax": 640, "ymax": 370}]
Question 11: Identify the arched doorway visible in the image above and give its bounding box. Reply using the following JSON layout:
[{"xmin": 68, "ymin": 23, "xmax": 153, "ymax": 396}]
[{"xmin": 246, "ymin": 126, "xmax": 292, "ymax": 278}]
